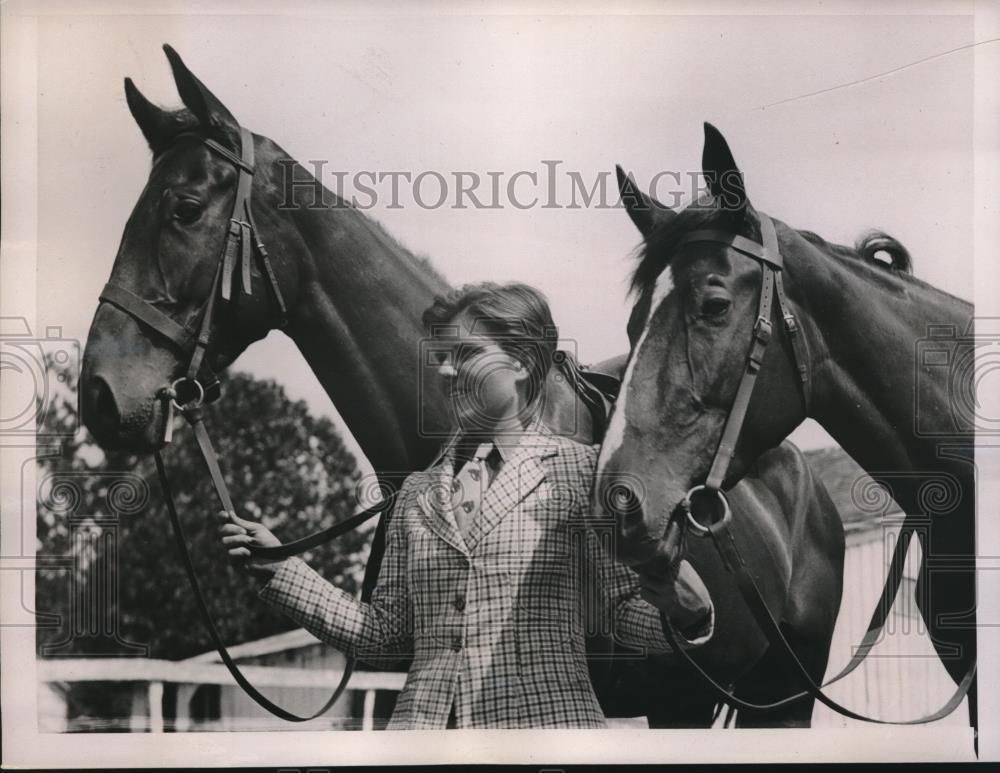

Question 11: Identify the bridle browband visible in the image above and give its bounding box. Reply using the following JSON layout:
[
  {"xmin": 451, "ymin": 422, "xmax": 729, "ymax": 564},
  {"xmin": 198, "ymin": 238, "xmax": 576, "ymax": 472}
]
[
  {"xmin": 94, "ymin": 126, "xmax": 392, "ymax": 722},
  {"xmin": 655, "ymin": 212, "xmax": 975, "ymax": 725}
]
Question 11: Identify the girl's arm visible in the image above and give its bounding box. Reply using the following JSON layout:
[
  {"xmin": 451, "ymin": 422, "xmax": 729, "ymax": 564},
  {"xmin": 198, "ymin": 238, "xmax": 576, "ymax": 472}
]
[
  {"xmin": 223, "ymin": 479, "xmax": 416, "ymax": 663},
  {"xmin": 597, "ymin": 544, "xmax": 715, "ymax": 653}
]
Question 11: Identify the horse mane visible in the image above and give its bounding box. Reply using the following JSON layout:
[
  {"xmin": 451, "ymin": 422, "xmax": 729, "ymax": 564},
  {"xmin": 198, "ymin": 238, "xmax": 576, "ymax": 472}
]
[
  {"xmin": 361, "ymin": 213, "xmax": 448, "ymax": 287},
  {"xmin": 630, "ymin": 197, "xmax": 917, "ymax": 300},
  {"xmin": 147, "ymin": 108, "xmax": 237, "ymax": 156},
  {"xmin": 628, "ymin": 195, "xmax": 755, "ymax": 299}
]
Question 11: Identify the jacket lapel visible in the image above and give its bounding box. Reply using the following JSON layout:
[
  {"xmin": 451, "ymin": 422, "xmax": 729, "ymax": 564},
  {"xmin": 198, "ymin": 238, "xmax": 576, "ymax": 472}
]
[
  {"xmin": 415, "ymin": 438, "xmax": 469, "ymax": 555},
  {"xmin": 465, "ymin": 421, "xmax": 559, "ymax": 552}
]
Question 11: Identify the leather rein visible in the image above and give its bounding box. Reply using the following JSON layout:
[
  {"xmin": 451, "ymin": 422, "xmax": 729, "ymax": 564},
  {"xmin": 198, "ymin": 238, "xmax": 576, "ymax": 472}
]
[
  {"xmin": 657, "ymin": 213, "xmax": 976, "ymax": 724},
  {"xmin": 96, "ymin": 127, "xmax": 392, "ymax": 722}
]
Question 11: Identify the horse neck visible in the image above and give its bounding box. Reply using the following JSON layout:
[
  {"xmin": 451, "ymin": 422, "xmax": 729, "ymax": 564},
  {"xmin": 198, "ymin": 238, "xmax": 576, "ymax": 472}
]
[
  {"xmin": 263, "ymin": 155, "xmax": 451, "ymax": 473},
  {"xmin": 788, "ymin": 232, "xmax": 973, "ymax": 478},
  {"xmin": 256, "ymin": 147, "xmax": 597, "ymax": 470}
]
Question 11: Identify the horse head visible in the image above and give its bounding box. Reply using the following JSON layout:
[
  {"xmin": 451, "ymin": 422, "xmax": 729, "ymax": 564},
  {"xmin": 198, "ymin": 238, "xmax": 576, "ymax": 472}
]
[
  {"xmin": 595, "ymin": 124, "xmax": 810, "ymax": 569},
  {"xmin": 81, "ymin": 46, "xmax": 301, "ymax": 452}
]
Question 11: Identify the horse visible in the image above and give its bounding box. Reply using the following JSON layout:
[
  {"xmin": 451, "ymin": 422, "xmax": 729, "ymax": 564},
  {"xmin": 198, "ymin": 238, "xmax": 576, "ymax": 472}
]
[
  {"xmin": 79, "ymin": 46, "xmax": 843, "ymax": 727},
  {"xmin": 595, "ymin": 123, "xmax": 976, "ymax": 735}
]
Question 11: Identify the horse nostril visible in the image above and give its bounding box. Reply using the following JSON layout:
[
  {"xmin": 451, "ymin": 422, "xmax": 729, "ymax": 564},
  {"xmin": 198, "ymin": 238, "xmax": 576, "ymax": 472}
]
[{"xmin": 84, "ymin": 375, "xmax": 121, "ymax": 435}]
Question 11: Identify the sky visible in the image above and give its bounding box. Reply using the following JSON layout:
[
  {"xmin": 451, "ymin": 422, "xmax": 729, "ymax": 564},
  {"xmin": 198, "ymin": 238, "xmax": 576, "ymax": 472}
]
[{"xmin": 19, "ymin": 0, "xmax": 983, "ymax": 473}]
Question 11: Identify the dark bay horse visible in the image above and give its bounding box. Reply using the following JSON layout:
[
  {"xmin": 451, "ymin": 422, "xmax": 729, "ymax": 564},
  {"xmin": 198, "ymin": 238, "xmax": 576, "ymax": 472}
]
[
  {"xmin": 79, "ymin": 47, "xmax": 842, "ymax": 727},
  {"xmin": 596, "ymin": 123, "xmax": 975, "ymax": 733},
  {"xmin": 79, "ymin": 45, "xmax": 598, "ymax": 471}
]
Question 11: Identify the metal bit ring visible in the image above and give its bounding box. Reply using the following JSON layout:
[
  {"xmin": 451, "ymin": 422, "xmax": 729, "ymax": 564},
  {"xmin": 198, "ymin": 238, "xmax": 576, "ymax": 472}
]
[
  {"xmin": 169, "ymin": 377, "xmax": 205, "ymax": 411},
  {"xmin": 683, "ymin": 484, "xmax": 732, "ymax": 537}
]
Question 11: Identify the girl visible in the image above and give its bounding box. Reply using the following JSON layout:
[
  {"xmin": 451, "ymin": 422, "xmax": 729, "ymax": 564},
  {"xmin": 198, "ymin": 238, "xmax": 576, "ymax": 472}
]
[{"xmin": 218, "ymin": 282, "xmax": 712, "ymax": 729}]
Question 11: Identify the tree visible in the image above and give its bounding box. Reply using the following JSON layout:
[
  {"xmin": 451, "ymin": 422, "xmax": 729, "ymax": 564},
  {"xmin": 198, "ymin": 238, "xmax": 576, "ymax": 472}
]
[{"xmin": 36, "ymin": 367, "xmax": 370, "ymax": 661}]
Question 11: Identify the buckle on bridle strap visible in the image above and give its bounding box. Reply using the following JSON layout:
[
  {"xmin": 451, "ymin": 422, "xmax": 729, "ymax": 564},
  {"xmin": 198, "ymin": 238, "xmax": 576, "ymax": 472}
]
[
  {"xmin": 747, "ymin": 316, "xmax": 772, "ymax": 372},
  {"xmin": 753, "ymin": 316, "xmax": 772, "ymax": 344}
]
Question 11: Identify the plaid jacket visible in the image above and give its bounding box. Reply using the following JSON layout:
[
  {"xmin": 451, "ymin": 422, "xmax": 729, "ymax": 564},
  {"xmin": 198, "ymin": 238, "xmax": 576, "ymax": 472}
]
[{"xmin": 258, "ymin": 421, "xmax": 712, "ymax": 729}]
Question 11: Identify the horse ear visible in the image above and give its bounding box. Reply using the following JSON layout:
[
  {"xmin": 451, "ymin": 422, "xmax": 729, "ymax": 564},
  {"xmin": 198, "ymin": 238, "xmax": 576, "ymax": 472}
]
[
  {"xmin": 124, "ymin": 77, "xmax": 175, "ymax": 151},
  {"xmin": 702, "ymin": 122, "xmax": 747, "ymax": 213},
  {"xmin": 616, "ymin": 165, "xmax": 675, "ymax": 238},
  {"xmin": 163, "ymin": 44, "xmax": 240, "ymax": 141}
]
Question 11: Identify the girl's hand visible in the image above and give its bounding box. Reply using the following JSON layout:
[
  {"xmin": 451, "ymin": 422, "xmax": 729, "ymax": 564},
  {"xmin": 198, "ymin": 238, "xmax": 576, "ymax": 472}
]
[{"xmin": 216, "ymin": 510, "xmax": 286, "ymax": 580}]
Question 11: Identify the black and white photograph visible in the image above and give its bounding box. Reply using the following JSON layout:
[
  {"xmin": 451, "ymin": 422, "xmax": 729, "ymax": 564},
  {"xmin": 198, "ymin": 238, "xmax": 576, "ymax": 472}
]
[{"xmin": 1, "ymin": 0, "xmax": 998, "ymax": 767}]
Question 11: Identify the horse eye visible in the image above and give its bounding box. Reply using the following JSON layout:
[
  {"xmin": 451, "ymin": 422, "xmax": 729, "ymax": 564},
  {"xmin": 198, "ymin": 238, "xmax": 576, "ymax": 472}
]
[
  {"xmin": 701, "ymin": 296, "xmax": 731, "ymax": 317},
  {"xmin": 174, "ymin": 200, "xmax": 203, "ymax": 225}
]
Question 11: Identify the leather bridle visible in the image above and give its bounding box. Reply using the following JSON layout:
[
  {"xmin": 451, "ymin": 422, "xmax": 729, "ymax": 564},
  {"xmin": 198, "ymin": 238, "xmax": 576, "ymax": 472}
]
[
  {"xmin": 99, "ymin": 127, "xmax": 288, "ymax": 416},
  {"xmin": 676, "ymin": 212, "xmax": 810, "ymax": 519},
  {"xmin": 656, "ymin": 212, "xmax": 976, "ymax": 725},
  {"xmin": 94, "ymin": 126, "xmax": 392, "ymax": 722}
]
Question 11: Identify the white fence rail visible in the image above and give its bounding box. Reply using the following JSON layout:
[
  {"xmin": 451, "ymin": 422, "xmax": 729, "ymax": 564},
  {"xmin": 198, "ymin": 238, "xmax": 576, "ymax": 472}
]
[
  {"xmin": 39, "ymin": 658, "xmax": 405, "ymax": 732},
  {"xmin": 38, "ymin": 523, "xmax": 969, "ymax": 731}
]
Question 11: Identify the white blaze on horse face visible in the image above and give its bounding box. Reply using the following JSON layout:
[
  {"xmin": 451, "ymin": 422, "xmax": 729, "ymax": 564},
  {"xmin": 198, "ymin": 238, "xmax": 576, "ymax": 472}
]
[
  {"xmin": 646, "ymin": 269, "xmax": 676, "ymax": 328},
  {"xmin": 597, "ymin": 269, "xmax": 675, "ymax": 479}
]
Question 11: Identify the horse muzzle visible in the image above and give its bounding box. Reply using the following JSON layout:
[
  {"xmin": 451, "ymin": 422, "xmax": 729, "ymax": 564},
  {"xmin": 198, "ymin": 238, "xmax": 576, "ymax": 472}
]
[{"xmin": 81, "ymin": 370, "xmax": 162, "ymax": 451}]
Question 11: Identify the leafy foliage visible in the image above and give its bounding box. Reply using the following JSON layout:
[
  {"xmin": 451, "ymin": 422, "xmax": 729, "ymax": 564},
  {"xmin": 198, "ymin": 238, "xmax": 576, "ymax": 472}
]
[{"xmin": 36, "ymin": 367, "xmax": 369, "ymax": 661}]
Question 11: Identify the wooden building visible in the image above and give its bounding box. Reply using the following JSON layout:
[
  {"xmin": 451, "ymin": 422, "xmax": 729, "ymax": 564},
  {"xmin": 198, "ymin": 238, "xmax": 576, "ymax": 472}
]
[{"xmin": 806, "ymin": 447, "xmax": 969, "ymax": 728}]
